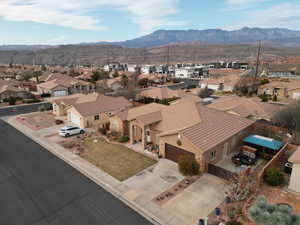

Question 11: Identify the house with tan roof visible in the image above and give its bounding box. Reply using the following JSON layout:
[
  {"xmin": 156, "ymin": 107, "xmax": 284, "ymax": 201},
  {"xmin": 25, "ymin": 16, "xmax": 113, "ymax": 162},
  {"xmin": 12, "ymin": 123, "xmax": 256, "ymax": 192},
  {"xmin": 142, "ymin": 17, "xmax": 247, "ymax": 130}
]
[
  {"xmin": 53, "ymin": 93, "xmax": 132, "ymax": 128},
  {"xmin": 288, "ymin": 147, "xmax": 300, "ymax": 194},
  {"xmin": 200, "ymin": 74, "xmax": 241, "ymax": 92},
  {"xmin": 37, "ymin": 73, "xmax": 95, "ymax": 97},
  {"xmin": 0, "ymin": 80, "xmax": 31, "ymax": 101},
  {"xmin": 110, "ymin": 100, "xmax": 254, "ymax": 172},
  {"xmin": 258, "ymin": 79, "xmax": 300, "ymax": 100},
  {"xmin": 207, "ymin": 96, "xmax": 284, "ymax": 120},
  {"xmin": 139, "ymin": 86, "xmax": 187, "ymax": 100}
]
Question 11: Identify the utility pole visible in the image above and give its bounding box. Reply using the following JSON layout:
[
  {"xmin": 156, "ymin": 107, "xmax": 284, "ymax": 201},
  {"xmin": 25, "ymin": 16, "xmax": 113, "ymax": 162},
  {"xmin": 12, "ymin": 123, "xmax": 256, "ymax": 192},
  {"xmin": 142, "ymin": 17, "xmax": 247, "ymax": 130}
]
[{"xmin": 255, "ymin": 40, "xmax": 262, "ymax": 80}]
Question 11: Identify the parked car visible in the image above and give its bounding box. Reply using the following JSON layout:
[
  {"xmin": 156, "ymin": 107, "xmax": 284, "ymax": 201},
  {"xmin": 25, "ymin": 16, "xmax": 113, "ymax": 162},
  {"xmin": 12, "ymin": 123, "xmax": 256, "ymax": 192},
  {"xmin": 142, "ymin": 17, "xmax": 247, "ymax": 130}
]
[
  {"xmin": 232, "ymin": 152, "xmax": 256, "ymax": 166},
  {"xmin": 59, "ymin": 126, "xmax": 85, "ymax": 137}
]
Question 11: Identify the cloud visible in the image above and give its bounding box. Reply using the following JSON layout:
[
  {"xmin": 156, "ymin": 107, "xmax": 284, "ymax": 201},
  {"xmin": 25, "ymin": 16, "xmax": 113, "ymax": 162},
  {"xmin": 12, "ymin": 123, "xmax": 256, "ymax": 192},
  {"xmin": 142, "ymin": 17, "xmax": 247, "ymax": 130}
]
[
  {"xmin": 0, "ymin": 0, "xmax": 183, "ymax": 32},
  {"xmin": 224, "ymin": 3, "xmax": 300, "ymax": 30},
  {"xmin": 224, "ymin": 0, "xmax": 267, "ymax": 9}
]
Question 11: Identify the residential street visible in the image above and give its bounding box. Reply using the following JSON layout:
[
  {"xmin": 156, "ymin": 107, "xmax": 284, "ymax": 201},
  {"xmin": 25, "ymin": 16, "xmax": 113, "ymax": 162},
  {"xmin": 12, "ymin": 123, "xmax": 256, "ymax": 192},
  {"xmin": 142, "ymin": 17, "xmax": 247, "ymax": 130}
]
[
  {"xmin": 0, "ymin": 102, "xmax": 49, "ymax": 117},
  {"xmin": 0, "ymin": 119, "xmax": 153, "ymax": 225}
]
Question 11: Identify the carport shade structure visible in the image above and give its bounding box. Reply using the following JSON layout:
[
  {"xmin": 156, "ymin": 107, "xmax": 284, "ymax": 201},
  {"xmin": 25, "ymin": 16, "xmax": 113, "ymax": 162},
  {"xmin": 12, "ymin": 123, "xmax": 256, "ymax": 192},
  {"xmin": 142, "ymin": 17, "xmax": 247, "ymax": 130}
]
[{"xmin": 243, "ymin": 135, "xmax": 284, "ymax": 151}]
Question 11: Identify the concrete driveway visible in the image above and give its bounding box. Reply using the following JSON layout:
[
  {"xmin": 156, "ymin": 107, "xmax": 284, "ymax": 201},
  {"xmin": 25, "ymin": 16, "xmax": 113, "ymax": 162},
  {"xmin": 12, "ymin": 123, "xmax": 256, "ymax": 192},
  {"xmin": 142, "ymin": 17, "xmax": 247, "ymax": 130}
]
[
  {"xmin": 164, "ymin": 174, "xmax": 228, "ymax": 224},
  {"xmin": 121, "ymin": 160, "xmax": 228, "ymax": 225}
]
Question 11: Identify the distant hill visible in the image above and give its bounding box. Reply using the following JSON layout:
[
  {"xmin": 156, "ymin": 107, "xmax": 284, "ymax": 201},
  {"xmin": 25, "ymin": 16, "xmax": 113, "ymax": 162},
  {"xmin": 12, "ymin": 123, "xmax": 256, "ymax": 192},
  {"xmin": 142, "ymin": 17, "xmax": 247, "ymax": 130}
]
[
  {"xmin": 2, "ymin": 27, "xmax": 300, "ymax": 52},
  {"xmin": 93, "ymin": 27, "xmax": 300, "ymax": 48},
  {"xmin": 1, "ymin": 43, "xmax": 300, "ymax": 65},
  {"xmin": 0, "ymin": 45, "xmax": 52, "ymax": 51}
]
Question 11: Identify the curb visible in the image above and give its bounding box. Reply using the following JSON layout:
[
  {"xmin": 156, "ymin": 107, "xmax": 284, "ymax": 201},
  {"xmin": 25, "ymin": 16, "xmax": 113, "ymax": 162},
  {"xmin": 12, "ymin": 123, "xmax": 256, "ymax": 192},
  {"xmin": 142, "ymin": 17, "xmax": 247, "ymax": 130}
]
[
  {"xmin": 5, "ymin": 118, "xmax": 162, "ymax": 225},
  {"xmin": 0, "ymin": 101, "xmax": 49, "ymax": 109}
]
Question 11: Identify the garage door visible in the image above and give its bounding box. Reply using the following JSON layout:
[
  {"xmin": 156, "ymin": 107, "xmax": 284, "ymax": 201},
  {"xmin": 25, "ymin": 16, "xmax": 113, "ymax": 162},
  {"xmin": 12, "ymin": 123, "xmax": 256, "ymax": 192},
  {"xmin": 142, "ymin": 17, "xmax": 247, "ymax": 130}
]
[
  {"xmin": 70, "ymin": 112, "xmax": 81, "ymax": 126},
  {"xmin": 54, "ymin": 90, "xmax": 67, "ymax": 97},
  {"xmin": 165, "ymin": 143, "xmax": 195, "ymax": 163},
  {"xmin": 293, "ymin": 93, "xmax": 300, "ymax": 100}
]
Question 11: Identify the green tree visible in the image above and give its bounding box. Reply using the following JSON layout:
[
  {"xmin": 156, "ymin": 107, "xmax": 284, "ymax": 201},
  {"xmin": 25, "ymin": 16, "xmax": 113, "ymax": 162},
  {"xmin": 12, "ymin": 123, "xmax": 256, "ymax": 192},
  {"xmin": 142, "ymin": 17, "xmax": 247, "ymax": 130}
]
[
  {"xmin": 178, "ymin": 155, "xmax": 200, "ymax": 176},
  {"xmin": 120, "ymin": 74, "xmax": 129, "ymax": 88},
  {"xmin": 91, "ymin": 71, "xmax": 100, "ymax": 83},
  {"xmin": 112, "ymin": 71, "xmax": 119, "ymax": 78},
  {"xmin": 32, "ymin": 71, "xmax": 42, "ymax": 83},
  {"xmin": 248, "ymin": 196, "xmax": 300, "ymax": 225},
  {"xmin": 8, "ymin": 97, "xmax": 16, "ymax": 105}
]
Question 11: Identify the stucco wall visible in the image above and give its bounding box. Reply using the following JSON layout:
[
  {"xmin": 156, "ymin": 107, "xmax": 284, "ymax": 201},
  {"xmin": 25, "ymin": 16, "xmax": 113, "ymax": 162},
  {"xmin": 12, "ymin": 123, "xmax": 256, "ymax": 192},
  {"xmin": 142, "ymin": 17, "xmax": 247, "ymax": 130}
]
[
  {"xmin": 159, "ymin": 133, "xmax": 206, "ymax": 172},
  {"xmin": 289, "ymin": 164, "xmax": 300, "ymax": 193}
]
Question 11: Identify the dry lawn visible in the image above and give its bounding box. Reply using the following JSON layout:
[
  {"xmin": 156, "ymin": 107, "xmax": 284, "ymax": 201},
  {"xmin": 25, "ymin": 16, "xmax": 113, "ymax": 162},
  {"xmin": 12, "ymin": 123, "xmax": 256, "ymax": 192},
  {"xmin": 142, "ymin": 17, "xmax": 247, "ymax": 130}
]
[{"xmin": 83, "ymin": 137, "xmax": 157, "ymax": 181}]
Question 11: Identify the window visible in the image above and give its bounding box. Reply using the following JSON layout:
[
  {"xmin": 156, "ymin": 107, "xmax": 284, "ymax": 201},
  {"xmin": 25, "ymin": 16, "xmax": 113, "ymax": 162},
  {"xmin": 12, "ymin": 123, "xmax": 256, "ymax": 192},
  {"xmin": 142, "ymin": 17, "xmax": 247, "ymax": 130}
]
[
  {"xmin": 146, "ymin": 130, "xmax": 150, "ymax": 136},
  {"xmin": 94, "ymin": 115, "xmax": 100, "ymax": 120},
  {"xmin": 210, "ymin": 151, "xmax": 216, "ymax": 161}
]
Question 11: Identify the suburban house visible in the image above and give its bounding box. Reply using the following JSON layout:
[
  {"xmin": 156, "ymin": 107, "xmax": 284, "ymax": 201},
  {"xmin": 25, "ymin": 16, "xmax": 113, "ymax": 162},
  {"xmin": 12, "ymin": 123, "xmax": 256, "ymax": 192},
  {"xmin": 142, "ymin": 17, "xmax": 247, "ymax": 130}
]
[
  {"xmin": 53, "ymin": 93, "xmax": 132, "ymax": 128},
  {"xmin": 258, "ymin": 79, "xmax": 300, "ymax": 100},
  {"xmin": 139, "ymin": 86, "xmax": 187, "ymax": 100},
  {"xmin": 207, "ymin": 96, "xmax": 284, "ymax": 120},
  {"xmin": 96, "ymin": 77, "xmax": 122, "ymax": 92},
  {"xmin": 174, "ymin": 67, "xmax": 209, "ymax": 79},
  {"xmin": 37, "ymin": 74, "xmax": 94, "ymax": 97},
  {"xmin": 110, "ymin": 100, "xmax": 254, "ymax": 172},
  {"xmin": 200, "ymin": 74, "xmax": 241, "ymax": 92},
  {"xmin": 0, "ymin": 80, "xmax": 31, "ymax": 101},
  {"xmin": 288, "ymin": 147, "xmax": 300, "ymax": 194}
]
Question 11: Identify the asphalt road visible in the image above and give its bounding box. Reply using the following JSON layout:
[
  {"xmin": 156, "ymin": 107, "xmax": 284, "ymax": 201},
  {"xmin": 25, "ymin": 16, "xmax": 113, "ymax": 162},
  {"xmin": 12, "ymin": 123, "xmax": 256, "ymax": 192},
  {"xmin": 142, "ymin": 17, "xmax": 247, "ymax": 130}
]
[
  {"xmin": 0, "ymin": 102, "xmax": 49, "ymax": 117},
  {"xmin": 0, "ymin": 120, "xmax": 153, "ymax": 225}
]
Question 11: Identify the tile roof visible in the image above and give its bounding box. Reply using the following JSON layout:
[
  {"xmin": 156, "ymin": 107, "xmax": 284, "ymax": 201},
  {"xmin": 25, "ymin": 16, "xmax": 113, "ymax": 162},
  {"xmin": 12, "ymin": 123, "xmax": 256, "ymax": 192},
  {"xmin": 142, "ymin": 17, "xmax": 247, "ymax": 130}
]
[
  {"xmin": 0, "ymin": 80, "xmax": 26, "ymax": 94},
  {"xmin": 55, "ymin": 92, "xmax": 132, "ymax": 117},
  {"xmin": 140, "ymin": 87, "xmax": 186, "ymax": 100},
  {"xmin": 181, "ymin": 105, "xmax": 254, "ymax": 152},
  {"xmin": 259, "ymin": 79, "xmax": 300, "ymax": 91},
  {"xmin": 207, "ymin": 96, "xmax": 283, "ymax": 119},
  {"xmin": 37, "ymin": 74, "xmax": 90, "ymax": 90}
]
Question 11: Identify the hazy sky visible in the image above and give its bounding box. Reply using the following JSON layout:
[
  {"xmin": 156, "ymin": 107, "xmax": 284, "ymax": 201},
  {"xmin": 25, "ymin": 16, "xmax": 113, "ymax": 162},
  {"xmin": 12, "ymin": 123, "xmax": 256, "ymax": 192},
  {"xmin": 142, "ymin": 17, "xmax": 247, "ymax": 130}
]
[{"xmin": 0, "ymin": 0, "xmax": 299, "ymax": 45}]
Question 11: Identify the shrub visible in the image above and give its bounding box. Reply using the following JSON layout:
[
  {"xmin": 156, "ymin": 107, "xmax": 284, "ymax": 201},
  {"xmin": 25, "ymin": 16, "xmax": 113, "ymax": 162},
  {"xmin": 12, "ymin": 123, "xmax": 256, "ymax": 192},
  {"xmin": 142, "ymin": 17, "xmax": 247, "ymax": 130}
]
[
  {"xmin": 248, "ymin": 195, "xmax": 300, "ymax": 225},
  {"xmin": 8, "ymin": 97, "xmax": 17, "ymax": 105},
  {"xmin": 22, "ymin": 98, "xmax": 40, "ymax": 104},
  {"xmin": 264, "ymin": 167, "xmax": 284, "ymax": 186},
  {"xmin": 118, "ymin": 136, "xmax": 129, "ymax": 143},
  {"xmin": 98, "ymin": 127, "xmax": 107, "ymax": 135},
  {"xmin": 259, "ymin": 93, "xmax": 269, "ymax": 102},
  {"xmin": 226, "ymin": 220, "xmax": 243, "ymax": 225},
  {"xmin": 38, "ymin": 105, "xmax": 46, "ymax": 111},
  {"xmin": 272, "ymin": 95, "xmax": 278, "ymax": 102},
  {"xmin": 198, "ymin": 87, "xmax": 214, "ymax": 98},
  {"xmin": 260, "ymin": 79, "xmax": 270, "ymax": 85},
  {"xmin": 178, "ymin": 155, "xmax": 200, "ymax": 176},
  {"xmin": 55, "ymin": 119, "xmax": 64, "ymax": 125}
]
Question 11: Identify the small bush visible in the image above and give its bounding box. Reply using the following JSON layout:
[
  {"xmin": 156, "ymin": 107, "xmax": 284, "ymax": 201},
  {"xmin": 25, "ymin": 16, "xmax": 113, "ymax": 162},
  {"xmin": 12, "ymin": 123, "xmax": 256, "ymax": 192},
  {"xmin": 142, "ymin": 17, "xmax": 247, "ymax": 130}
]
[
  {"xmin": 226, "ymin": 220, "xmax": 243, "ymax": 225},
  {"xmin": 260, "ymin": 79, "xmax": 270, "ymax": 85},
  {"xmin": 111, "ymin": 131, "xmax": 119, "ymax": 137},
  {"xmin": 38, "ymin": 105, "xmax": 46, "ymax": 111},
  {"xmin": 98, "ymin": 127, "xmax": 107, "ymax": 135},
  {"xmin": 22, "ymin": 98, "xmax": 40, "ymax": 104},
  {"xmin": 264, "ymin": 167, "xmax": 284, "ymax": 186},
  {"xmin": 118, "ymin": 136, "xmax": 129, "ymax": 143},
  {"xmin": 178, "ymin": 155, "xmax": 200, "ymax": 176},
  {"xmin": 259, "ymin": 93, "xmax": 269, "ymax": 102},
  {"xmin": 273, "ymin": 95, "xmax": 278, "ymax": 102},
  {"xmin": 55, "ymin": 119, "xmax": 64, "ymax": 125},
  {"xmin": 8, "ymin": 97, "xmax": 17, "ymax": 105}
]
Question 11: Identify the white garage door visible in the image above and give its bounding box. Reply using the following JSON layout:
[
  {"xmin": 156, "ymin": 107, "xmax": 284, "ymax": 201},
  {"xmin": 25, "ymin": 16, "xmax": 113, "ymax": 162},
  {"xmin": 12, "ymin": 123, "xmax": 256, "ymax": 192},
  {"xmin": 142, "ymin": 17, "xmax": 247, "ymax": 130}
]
[
  {"xmin": 54, "ymin": 90, "xmax": 67, "ymax": 97},
  {"xmin": 293, "ymin": 93, "xmax": 300, "ymax": 100},
  {"xmin": 70, "ymin": 113, "xmax": 81, "ymax": 126}
]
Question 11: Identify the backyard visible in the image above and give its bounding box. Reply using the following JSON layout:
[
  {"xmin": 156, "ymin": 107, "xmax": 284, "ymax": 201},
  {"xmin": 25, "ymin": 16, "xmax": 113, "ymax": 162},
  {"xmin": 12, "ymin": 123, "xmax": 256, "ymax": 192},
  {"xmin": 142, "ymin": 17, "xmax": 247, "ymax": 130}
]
[{"xmin": 83, "ymin": 137, "xmax": 157, "ymax": 181}]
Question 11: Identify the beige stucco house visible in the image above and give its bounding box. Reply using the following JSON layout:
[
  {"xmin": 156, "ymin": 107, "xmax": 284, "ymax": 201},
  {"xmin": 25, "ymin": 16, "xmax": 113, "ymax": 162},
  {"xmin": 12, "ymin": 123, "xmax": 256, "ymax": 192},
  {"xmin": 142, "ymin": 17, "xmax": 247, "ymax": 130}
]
[
  {"xmin": 288, "ymin": 147, "xmax": 300, "ymax": 194},
  {"xmin": 0, "ymin": 80, "xmax": 31, "ymax": 101},
  {"xmin": 258, "ymin": 79, "xmax": 300, "ymax": 100},
  {"xmin": 53, "ymin": 93, "xmax": 132, "ymax": 128},
  {"xmin": 110, "ymin": 100, "xmax": 254, "ymax": 172},
  {"xmin": 139, "ymin": 86, "xmax": 187, "ymax": 100},
  {"xmin": 207, "ymin": 96, "xmax": 284, "ymax": 121},
  {"xmin": 37, "ymin": 73, "xmax": 94, "ymax": 97}
]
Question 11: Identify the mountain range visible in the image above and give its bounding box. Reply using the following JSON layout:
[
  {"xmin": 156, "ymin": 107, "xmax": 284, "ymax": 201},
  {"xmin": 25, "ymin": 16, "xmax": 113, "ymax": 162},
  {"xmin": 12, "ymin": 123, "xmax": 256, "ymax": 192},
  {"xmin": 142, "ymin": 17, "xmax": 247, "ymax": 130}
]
[{"xmin": 2, "ymin": 27, "xmax": 300, "ymax": 51}]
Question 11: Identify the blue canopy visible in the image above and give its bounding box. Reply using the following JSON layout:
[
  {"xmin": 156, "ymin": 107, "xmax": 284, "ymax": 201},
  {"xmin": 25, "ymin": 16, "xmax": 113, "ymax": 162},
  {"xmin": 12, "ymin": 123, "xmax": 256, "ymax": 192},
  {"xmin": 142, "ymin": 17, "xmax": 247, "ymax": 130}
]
[{"xmin": 243, "ymin": 135, "xmax": 284, "ymax": 151}]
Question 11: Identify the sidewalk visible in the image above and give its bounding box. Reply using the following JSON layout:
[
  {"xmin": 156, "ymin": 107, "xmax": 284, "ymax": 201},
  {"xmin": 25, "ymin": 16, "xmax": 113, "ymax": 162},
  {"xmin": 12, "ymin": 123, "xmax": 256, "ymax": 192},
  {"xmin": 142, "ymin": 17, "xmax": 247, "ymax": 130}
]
[{"xmin": 5, "ymin": 116, "xmax": 190, "ymax": 225}]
